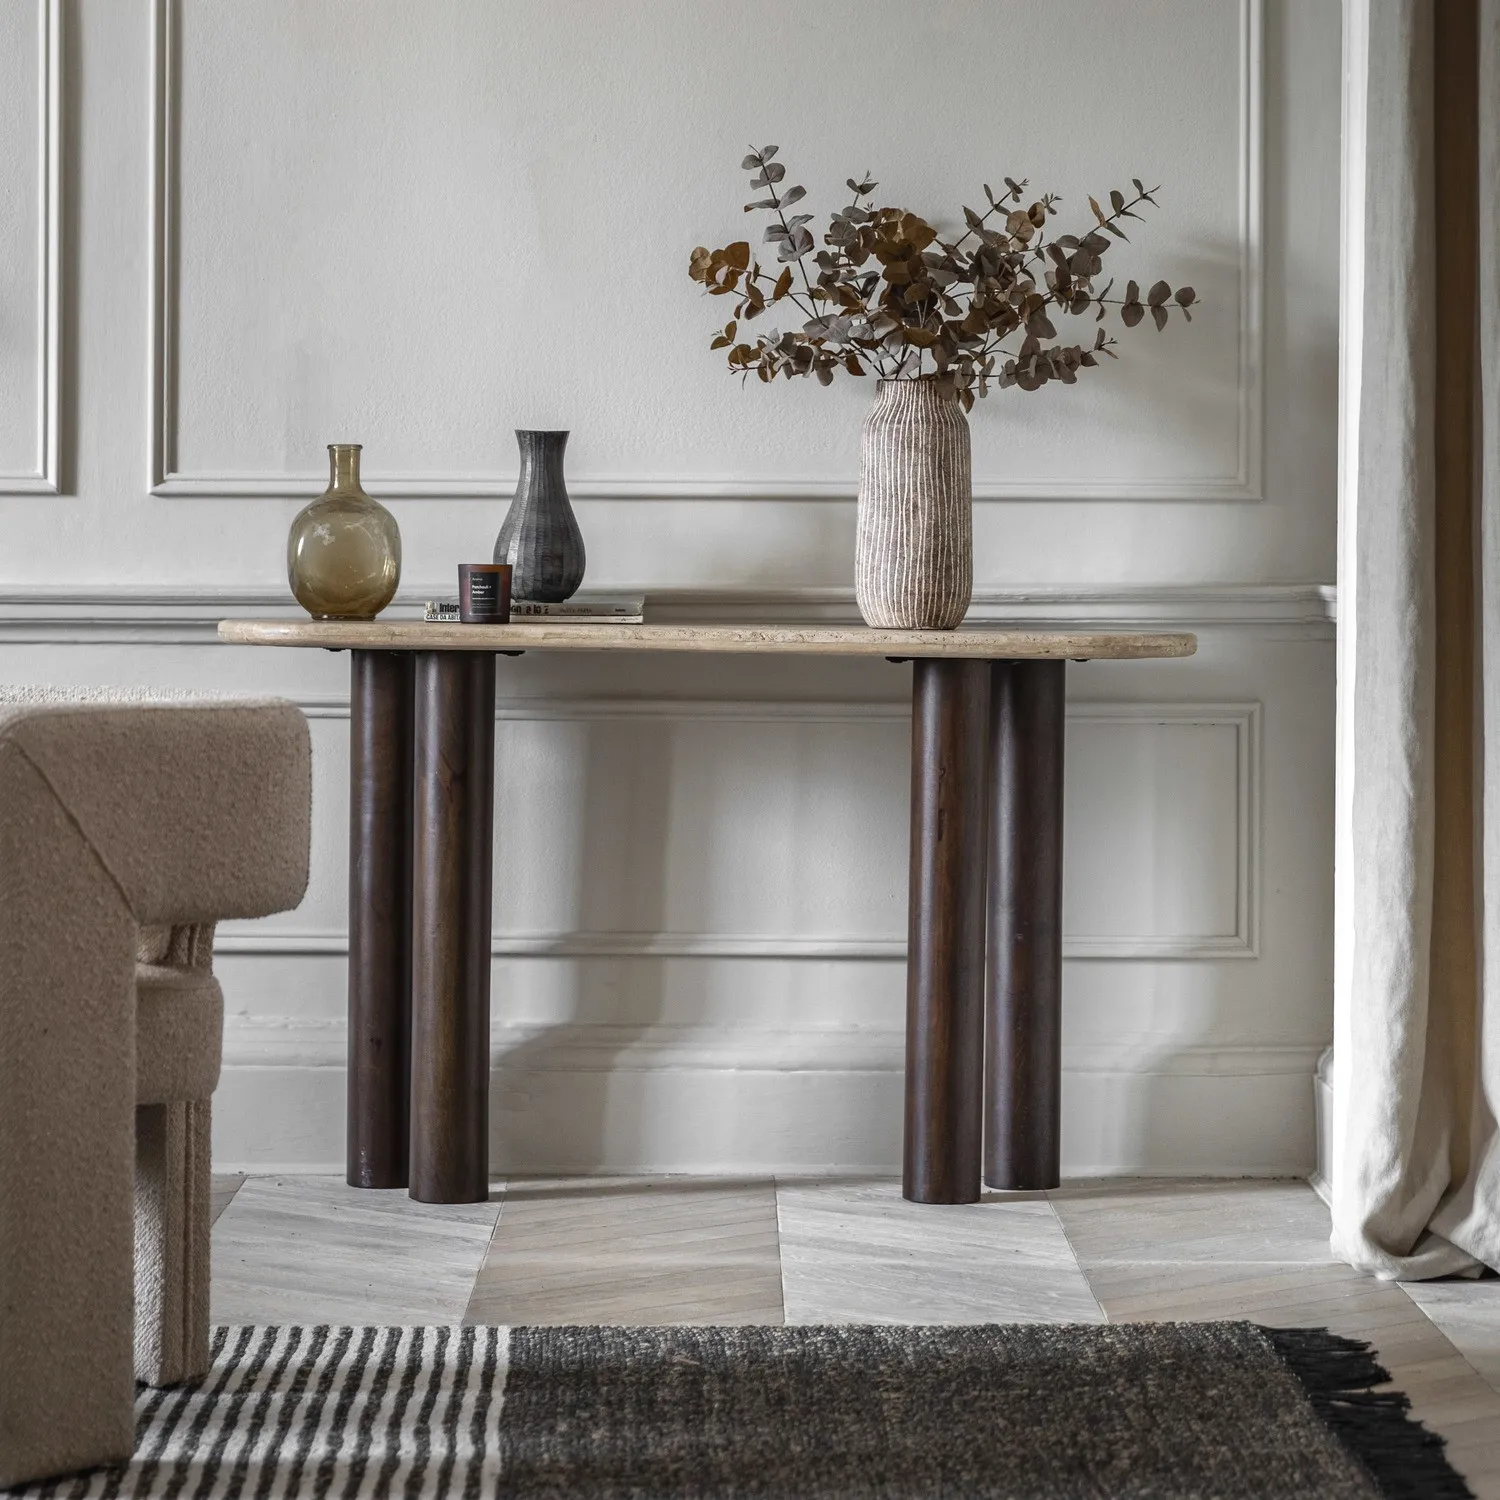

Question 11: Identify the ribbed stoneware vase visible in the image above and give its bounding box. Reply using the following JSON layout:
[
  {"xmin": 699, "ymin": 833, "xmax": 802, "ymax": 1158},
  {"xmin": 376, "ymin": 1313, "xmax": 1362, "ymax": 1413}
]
[
  {"xmin": 494, "ymin": 429, "xmax": 586, "ymax": 603},
  {"xmin": 855, "ymin": 379, "xmax": 973, "ymax": 630}
]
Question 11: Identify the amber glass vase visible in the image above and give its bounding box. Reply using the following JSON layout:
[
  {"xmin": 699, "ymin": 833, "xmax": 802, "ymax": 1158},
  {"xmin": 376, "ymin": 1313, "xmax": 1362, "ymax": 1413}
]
[{"xmin": 287, "ymin": 444, "xmax": 401, "ymax": 619}]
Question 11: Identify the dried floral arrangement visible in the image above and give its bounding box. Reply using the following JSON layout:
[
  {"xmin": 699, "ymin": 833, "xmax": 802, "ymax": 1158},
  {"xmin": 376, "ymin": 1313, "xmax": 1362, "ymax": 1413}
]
[{"xmin": 689, "ymin": 146, "xmax": 1196, "ymax": 409}]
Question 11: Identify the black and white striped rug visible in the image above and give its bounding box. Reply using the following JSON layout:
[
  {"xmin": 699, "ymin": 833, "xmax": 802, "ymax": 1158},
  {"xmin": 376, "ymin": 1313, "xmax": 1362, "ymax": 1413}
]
[
  {"xmin": 7, "ymin": 1323, "xmax": 1471, "ymax": 1499},
  {"xmin": 15, "ymin": 1327, "xmax": 504, "ymax": 1500}
]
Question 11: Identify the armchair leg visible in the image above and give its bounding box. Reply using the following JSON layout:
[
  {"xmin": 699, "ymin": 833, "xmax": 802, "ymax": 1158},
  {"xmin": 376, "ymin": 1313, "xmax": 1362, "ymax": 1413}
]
[{"xmin": 134, "ymin": 1099, "xmax": 212, "ymax": 1386}]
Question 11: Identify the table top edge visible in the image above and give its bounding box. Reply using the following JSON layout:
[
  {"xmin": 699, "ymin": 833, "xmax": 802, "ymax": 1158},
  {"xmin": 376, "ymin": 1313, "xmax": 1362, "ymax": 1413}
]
[{"xmin": 216, "ymin": 618, "xmax": 1197, "ymax": 659}]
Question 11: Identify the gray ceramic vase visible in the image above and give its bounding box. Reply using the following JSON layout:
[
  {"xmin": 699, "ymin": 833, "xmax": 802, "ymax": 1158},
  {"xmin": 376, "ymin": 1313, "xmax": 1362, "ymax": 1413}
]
[
  {"xmin": 855, "ymin": 379, "xmax": 972, "ymax": 630},
  {"xmin": 493, "ymin": 429, "xmax": 586, "ymax": 602}
]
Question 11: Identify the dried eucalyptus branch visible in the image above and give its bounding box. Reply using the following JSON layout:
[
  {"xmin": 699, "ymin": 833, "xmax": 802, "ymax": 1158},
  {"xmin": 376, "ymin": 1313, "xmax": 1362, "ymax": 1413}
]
[{"xmin": 689, "ymin": 146, "xmax": 1197, "ymax": 409}]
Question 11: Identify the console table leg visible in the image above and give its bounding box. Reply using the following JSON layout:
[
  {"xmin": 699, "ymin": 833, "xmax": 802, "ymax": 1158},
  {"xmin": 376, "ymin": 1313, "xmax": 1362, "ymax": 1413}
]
[
  {"xmin": 903, "ymin": 658, "xmax": 990, "ymax": 1205},
  {"xmin": 985, "ymin": 659, "xmax": 1066, "ymax": 1190},
  {"xmin": 347, "ymin": 650, "xmax": 414, "ymax": 1188},
  {"xmin": 410, "ymin": 651, "xmax": 496, "ymax": 1204}
]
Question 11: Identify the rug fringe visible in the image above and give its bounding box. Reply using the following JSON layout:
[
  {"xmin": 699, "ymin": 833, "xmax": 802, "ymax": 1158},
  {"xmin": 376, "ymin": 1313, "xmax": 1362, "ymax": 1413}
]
[{"xmin": 1261, "ymin": 1326, "xmax": 1474, "ymax": 1500}]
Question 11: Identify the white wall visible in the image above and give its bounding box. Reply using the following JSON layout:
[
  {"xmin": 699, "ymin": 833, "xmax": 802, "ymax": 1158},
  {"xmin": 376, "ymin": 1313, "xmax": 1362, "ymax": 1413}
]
[{"xmin": 0, "ymin": 0, "xmax": 1340, "ymax": 1175}]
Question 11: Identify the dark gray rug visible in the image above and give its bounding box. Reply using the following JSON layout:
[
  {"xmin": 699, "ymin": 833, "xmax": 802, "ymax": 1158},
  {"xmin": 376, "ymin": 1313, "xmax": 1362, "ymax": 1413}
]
[{"xmin": 6, "ymin": 1323, "xmax": 1471, "ymax": 1499}]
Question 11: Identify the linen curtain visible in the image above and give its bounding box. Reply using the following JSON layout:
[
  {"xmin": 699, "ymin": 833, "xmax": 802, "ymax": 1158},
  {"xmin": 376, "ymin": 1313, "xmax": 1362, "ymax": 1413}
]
[{"xmin": 1331, "ymin": 0, "xmax": 1498, "ymax": 1277}]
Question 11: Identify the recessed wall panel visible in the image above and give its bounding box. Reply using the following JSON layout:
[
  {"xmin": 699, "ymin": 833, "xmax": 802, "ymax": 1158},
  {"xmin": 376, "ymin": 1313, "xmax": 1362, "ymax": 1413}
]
[{"xmin": 162, "ymin": 0, "xmax": 1254, "ymax": 496}]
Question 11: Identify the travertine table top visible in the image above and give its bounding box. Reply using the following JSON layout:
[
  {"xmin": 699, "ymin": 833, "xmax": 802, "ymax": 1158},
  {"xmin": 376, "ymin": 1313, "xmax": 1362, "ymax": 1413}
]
[{"xmin": 218, "ymin": 619, "xmax": 1196, "ymax": 660}]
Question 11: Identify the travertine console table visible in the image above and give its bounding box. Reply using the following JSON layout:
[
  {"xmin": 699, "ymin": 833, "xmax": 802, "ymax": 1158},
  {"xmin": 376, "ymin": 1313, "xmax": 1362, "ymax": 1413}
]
[{"xmin": 219, "ymin": 620, "xmax": 1195, "ymax": 1206}]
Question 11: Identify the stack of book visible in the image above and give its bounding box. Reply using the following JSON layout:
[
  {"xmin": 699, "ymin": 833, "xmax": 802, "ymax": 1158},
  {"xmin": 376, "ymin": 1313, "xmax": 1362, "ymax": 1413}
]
[{"xmin": 423, "ymin": 594, "xmax": 645, "ymax": 624}]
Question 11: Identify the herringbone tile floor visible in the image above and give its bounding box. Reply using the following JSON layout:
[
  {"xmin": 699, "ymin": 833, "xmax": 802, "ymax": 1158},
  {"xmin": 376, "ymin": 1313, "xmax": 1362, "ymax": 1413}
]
[{"xmin": 212, "ymin": 1174, "xmax": 1500, "ymax": 1497}]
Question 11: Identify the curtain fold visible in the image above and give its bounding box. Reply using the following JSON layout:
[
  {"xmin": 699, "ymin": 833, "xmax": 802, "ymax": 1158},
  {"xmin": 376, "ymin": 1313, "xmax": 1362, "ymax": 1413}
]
[{"xmin": 1331, "ymin": 0, "xmax": 1498, "ymax": 1277}]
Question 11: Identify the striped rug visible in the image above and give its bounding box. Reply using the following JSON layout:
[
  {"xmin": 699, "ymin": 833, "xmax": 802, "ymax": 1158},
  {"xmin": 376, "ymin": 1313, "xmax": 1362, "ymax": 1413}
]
[
  {"xmin": 5, "ymin": 1323, "xmax": 1471, "ymax": 1499},
  {"xmin": 13, "ymin": 1327, "xmax": 504, "ymax": 1500}
]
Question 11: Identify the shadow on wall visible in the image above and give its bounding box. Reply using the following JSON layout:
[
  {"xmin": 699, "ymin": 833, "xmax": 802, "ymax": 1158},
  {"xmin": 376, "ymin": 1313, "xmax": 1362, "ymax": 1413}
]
[
  {"xmin": 483, "ymin": 697, "xmax": 908, "ymax": 1174},
  {"xmin": 487, "ymin": 712, "xmax": 676, "ymax": 1171},
  {"xmin": 475, "ymin": 689, "xmax": 1320, "ymax": 1177}
]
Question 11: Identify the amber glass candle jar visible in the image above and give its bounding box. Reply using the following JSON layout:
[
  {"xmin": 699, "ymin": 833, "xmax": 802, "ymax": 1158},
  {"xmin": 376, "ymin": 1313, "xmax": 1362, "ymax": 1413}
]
[{"xmin": 287, "ymin": 444, "xmax": 401, "ymax": 619}]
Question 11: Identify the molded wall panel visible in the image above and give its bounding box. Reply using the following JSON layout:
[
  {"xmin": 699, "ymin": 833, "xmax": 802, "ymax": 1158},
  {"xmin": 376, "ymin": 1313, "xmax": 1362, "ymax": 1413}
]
[{"xmin": 0, "ymin": 0, "xmax": 1341, "ymax": 1174}]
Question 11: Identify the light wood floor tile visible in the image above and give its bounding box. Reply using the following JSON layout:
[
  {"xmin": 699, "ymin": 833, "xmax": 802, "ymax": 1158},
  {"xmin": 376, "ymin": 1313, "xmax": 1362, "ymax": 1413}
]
[
  {"xmin": 210, "ymin": 1172, "xmax": 244, "ymax": 1226},
  {"xmin": 465, "ymin": 1176, "xmax": 783, "ymax": 1326},
  {"xmin": 212, "ymin": 1174, "xmax": 501, "ymax": 1326},
  {"xmin": 776, "ymin": 1178, "xmax": 1104, "ymax": 1325},
  {"xmin": 1052, "ymin": 1178, "xmax": 1500, "ymax": 1499},
  {"xmin": 1050, "ymin": 1177, "xmax": 1336, "ymax": 1265},
  {"xmin": 1405, "ymin": 1278, "xmax": 1500, "ymax": 1393},
  {"xmin": 1382, "ymin": 1311, "xmax": 1500, "ymax": 1500}
]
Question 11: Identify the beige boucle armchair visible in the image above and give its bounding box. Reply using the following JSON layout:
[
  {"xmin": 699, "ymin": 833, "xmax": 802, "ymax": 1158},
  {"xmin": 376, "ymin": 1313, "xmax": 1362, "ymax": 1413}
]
[{"xmin": 0, "ymin": 695, "xmax": 311, "ymax": 1487}]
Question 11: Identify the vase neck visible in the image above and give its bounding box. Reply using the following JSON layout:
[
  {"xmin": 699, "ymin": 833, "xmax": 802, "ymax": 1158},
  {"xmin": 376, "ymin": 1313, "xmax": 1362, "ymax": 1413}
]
[
  {"xmin": 327, "ymin": 444, "xmax": 362, "ymax": 492},
  {"xmin": 515, "ymin": 430, "xmax": 569, "ymax": 488},
  {"xmin": 876, "ymin": 378, "xmax": 955, "ymax": 407}
]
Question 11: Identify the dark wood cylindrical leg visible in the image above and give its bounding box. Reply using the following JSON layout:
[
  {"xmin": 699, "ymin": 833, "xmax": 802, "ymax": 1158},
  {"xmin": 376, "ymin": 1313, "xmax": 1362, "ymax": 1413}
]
[
  {"xmin": 985, "ymin": 659, "xmax": 1066, "ymax": 1190},
  {"xmin": 903, "ymin": 658, "xmax": 991, "ymax": 1204},
  {"xmin": 347, "ymin": 650, "xmax": 414, "ymax": 1188},
  {"xmin": 410, "ymin": 651, "xmax": 496, "ymax": 1204}
]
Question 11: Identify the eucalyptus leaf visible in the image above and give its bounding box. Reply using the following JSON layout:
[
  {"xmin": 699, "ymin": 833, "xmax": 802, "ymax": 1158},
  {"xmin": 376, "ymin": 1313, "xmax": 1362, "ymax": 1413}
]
[{"xmin": 692, "ymin": 147, "xmax": 1193, "ymax": 392}]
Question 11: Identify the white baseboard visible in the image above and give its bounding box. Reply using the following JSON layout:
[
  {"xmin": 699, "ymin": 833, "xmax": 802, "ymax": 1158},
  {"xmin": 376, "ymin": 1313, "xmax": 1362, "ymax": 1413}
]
[
  {"xmin": 220, "ymin": 1016, "xmax": 1325, "ymax": 1077},
  {"xmin": 1313, "ymin": 1043, "xmax": 1334, "ymax": 1201},
  {"xmin": 212, "ymin": 1021, "xmax": 1322, "ymax": 1177}
]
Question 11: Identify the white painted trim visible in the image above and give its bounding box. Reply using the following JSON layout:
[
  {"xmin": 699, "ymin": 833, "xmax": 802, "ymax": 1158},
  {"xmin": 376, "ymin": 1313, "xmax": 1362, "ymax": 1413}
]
[
  {"xmin": 209, "ymin": 697, "xmax": 1261, "ymax": 961},
  {"xmin": 1314, "ymin": 1040, "xmax": 1335, "ymax": 1203},
  {"xmin": 1316, "ymin": 1042, "xmax": 1334, "ymax": 1086},
  {"xmin": 147, "ymin": 0, "xmax": 176, "ymax": 503},
  {"xmin": 1235, "ymin": 0, "xmax": 1265, "ymax": 499},
  {"xmin": 0, "ymin": 582, "xmax": 1337, "ymax": 643},
  {"xmin": 216, "ymin": 926, "xmax": 1254, "ymax": 964},
  {"xmin": 210, "ymin": 1162, "xmax": 1324, "ymax": 1180},
  {"xmin": 0, "ymin": 0, "xmax": 61, "ymax": 495},
  {"xmin": 1332, "ymin": 0, "xmax": 1369, "ymax": 1208},
  {"xmin": 220, "ymin": 1015, "xmax": 1325, "ymax": 1078},
  {"xmin": 146, "ymin": 0, "xmax": 1264, "ymax": 503},
  {"xmin": 149, "ymin": 473, "xmax": 1265, "ymax": 503}
]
